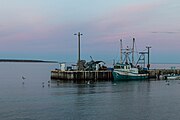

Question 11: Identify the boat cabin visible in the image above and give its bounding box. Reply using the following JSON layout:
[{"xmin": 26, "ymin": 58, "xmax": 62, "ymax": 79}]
[{"xmin": 114, "ymin": 63, "xmax": 139, "ymax": 74}]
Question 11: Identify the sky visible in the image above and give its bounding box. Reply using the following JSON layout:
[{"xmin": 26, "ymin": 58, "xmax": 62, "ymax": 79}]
[{"xmin": 0, "ymin": 0, "xmax": 180, "ymax": 64}]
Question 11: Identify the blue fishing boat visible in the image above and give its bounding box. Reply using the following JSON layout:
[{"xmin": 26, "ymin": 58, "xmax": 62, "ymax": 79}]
[
  {"xmin": 113, "ymin": 63, "xmax": 148, "ymax": 81},
  {"xmin": 112, "ymin": 38, "xmax": 149, "ymax": 81}
]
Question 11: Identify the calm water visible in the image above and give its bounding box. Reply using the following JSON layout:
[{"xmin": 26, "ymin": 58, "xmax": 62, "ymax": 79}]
[{"xmin": 1, "ymin": 63, "xmax": 180, "ymax": 120}]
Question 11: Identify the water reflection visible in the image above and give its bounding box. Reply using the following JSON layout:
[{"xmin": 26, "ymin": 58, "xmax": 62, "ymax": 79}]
[{"xmin": 50, "ymin": 80, "xmax": 152, "ymax": 99}]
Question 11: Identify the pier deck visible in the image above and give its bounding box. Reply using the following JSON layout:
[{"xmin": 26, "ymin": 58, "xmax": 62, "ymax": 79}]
[
  {"xmin": 51, "ymin": 70, "xmax": 113, "ymax": 81},
  {"xmin": 51, "ymin": 69, "xmax": 180, "ymax": 81},
  {"xmin": 148, "ymin": 69, "xmax": 180, "ymax": 78}
]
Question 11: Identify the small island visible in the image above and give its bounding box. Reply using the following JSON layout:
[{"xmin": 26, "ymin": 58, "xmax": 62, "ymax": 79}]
[{"xmin": 0, "ymin": 59, "xmax": 58, "ymax": 63}]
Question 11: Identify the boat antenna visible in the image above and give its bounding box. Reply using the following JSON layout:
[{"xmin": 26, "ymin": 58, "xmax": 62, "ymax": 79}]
[
  {"xmin": 125, "ymin": 46, "xmax": 130, "ymax": 64},
  {"xmin": 132, "ymin": 38, "xmax": 135, "ymax": 65}
]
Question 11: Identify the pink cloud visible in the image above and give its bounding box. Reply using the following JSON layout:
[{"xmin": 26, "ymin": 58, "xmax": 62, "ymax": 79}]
[
  {"xmin": 82, "ymin": 1, "xmax": 170, "ymax": 46},
  {"xmin": 94, "ymin": 2, "xmax": 162, "ymax": 31}
]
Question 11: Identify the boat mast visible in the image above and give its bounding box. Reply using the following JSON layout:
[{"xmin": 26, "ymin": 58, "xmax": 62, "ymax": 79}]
[
  {"xmin": 132, "ymin": 38, "xmax": 135, "ymax": 65},
  {"xmin": 120, "ymin": 39, "xmax": 123, "ymax": 64}
]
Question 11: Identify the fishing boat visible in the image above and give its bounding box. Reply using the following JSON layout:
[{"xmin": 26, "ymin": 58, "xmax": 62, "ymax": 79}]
[
  {"xmin": 113, "ymin": 63, "xmax": 148, "ymax": 80},
  {"xmin": 112, "ymin": 38, "xmax": 149, "ymax": 81}
]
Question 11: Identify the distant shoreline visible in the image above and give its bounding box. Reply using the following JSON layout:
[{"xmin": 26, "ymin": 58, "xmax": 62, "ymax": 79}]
[{"xmin": 0, "ymin": 59, "xmax": 58, "ymax": 63}]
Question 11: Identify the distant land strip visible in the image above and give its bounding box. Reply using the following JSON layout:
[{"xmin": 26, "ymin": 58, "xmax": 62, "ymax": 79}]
[{"xmin": 0, "ymin": 59, "xmax": 58, "ymax": 63}]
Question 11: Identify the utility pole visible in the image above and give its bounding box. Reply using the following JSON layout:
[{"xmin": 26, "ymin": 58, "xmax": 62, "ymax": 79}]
[
  {"xmin": 146, "ymin": 46, "xmax": 151, "ymax": 70},
  {"xmin": 74, "ymin": 32, "xmax": 83, "ymax": 70}
]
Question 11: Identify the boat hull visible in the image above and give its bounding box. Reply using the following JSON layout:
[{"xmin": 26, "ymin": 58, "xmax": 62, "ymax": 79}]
[
  {"xmin": 166, "ymin": 76, "xmax": 180, "ymax": 80},
  {"xmin": 112, "ymin": 70, "xmax": 148, "ymax": 81}
]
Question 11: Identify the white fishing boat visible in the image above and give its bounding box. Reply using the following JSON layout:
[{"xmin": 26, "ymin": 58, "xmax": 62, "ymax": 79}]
[{"xmin": 166, "ymin": 74, "xmax": 180, "ymax": 80}]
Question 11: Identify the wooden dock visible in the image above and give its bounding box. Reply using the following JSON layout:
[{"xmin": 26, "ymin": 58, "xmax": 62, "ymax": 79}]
[
  {"xmin": 51, "ymin": 69, "xmax": 180, "ymax": 81},
  {"xmin": 148, "ymin": 69, "xmax": 180, "ymax": 78},
  {"xmin": 51, "ymin": 70, "xmax": 113, "ymax": 81}
]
